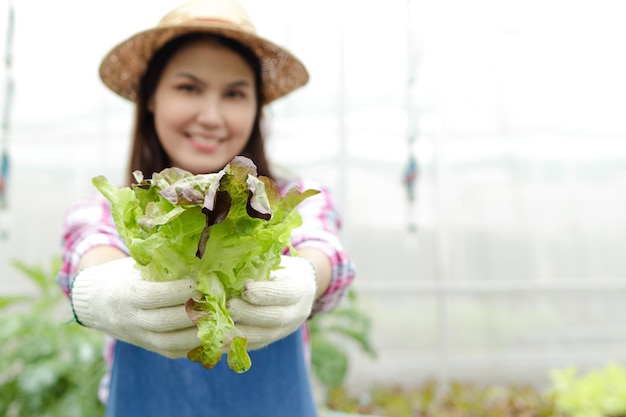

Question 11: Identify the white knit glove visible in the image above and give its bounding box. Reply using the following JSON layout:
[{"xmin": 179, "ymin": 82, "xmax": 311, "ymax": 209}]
[
  {"xmin": 70, "ymin": 257, "xmax": 201, "ymax": 358},
  {"xmin": 227, "ymin": 255, "xmax": 317, "ymax": 350}
]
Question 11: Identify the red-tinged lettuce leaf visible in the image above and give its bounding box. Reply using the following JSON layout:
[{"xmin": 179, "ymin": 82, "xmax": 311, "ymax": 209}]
[
  {"xmin": 246, "ymin": 175, "xmax": 272, "ymax": 220},
  {"xmin": 151, "ymin": 167, "xmax": 195, "ymax": 190},
  {"xmin": 227, "ymin": 155, "xmax": 258, "ymax": 180},
  {"xmin": 259, "ymin": 176, "xmax": 282, "ymax": 211},
  {"xmin": 197, "ymin": 190, "xmax": 232, "ymax": 259},
  {"xmin": 91, "ymin": 156, "xmax": 319, "ymax": 373},
  {"xmin": 159, "ymin": 170, "xmax": 224, "ymax": 206}
]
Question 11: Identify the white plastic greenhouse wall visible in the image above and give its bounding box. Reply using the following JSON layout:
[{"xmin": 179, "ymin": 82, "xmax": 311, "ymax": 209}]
[{"xmin": 2, "ymin": 0, "xmax": 626, "ymax": 394}]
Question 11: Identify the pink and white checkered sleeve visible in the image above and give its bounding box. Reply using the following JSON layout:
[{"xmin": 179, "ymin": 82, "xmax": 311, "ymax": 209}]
[
  {"xmin": 284, "ymin": 179, "xmax": 356, "ymax": 315},
  {"xmin": 56, "ymin": 193, "xmax": 128, "ymax": 296}
]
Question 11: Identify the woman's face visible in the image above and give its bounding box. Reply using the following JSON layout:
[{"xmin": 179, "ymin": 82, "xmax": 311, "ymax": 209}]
[{"xmin": 150, "ymin": 39, "xmax": 257, "ymax": 174}]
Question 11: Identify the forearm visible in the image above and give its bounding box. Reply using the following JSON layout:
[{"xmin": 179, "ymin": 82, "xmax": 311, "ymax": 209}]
[
  {"xmin": 296, "ymin": 247, "xmax": 332, "ymax": 299},
  {"xmin": 78, "ymin": 246, "xmax": 128, "ymax": 270}
]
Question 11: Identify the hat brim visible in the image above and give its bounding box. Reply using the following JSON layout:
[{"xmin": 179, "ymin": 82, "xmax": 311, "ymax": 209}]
[{"xmin": 99, "ymin": 23, "xmax": 309, "ymax": 104}]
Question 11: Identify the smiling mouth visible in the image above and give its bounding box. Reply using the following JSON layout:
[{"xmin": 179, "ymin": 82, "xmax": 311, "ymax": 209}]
[{"xmin": 187, "ymin": 135, "xmax": 223, "ymax": 152}]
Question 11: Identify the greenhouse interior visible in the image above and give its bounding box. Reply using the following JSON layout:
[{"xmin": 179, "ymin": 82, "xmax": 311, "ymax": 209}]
[{"xmin": 2, "ymin": 0, "xmax": 626, "ymax": 416}]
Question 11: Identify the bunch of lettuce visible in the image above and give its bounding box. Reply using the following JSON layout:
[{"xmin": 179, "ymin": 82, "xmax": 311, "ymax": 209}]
[{"xmin": 92, "ymin": 156, "xmax": 319, "ymax": 373}]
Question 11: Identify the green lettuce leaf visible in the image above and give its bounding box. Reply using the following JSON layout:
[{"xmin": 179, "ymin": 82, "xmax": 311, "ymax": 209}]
[{"xmin": 92, "ymin": 156, "xmax": 319, "ymax": 372}]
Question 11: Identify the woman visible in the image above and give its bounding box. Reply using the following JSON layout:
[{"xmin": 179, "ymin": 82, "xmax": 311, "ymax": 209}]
[{"xmin": 56, "ymin": 0, "xmax": 355, "ymax": 416}]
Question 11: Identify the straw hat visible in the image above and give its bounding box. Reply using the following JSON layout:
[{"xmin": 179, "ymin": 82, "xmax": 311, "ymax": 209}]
[{"xmin": 99, "ymin": 0, "xmax": 309, "ymax": 104}]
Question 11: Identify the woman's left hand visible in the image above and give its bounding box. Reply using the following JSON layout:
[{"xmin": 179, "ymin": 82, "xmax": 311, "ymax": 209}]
[{"xmin": 227, "ymin": 255, "xmax": 317, "ymax": 350}]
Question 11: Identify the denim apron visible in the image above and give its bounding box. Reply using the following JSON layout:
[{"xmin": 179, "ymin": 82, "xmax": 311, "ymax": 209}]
[{"xmin": 104, "ymin": 328, "xmax": 318, "ymax": 417}]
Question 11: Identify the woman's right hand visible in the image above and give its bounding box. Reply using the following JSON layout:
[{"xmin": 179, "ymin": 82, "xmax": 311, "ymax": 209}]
[{"xmin": 70, "ymin": 257, "xmax": 201, "ymax": 358}]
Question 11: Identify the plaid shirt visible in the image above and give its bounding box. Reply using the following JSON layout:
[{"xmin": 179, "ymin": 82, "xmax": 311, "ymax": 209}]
[{"xmin": 57, "ymin": 178, "xmax": 355, "ymax": 403}]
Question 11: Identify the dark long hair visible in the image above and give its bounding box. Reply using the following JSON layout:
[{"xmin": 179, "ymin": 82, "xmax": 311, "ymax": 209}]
[{"xmin": 126, "ymin": 33, "xmax": 271, "ymax": 185}]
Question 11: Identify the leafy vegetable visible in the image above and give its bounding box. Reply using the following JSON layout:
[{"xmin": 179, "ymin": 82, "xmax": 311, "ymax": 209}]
[
  {"xmin": 92, "ymin": 156, "xmax": 319, "ymax": 372},
  {"xmin": 1, "ymin": 257, "xmax": 106, "ymax": 417},
  {"xmin": 549, "ymin": 362, "xmax": 626, "ymax": 417}
]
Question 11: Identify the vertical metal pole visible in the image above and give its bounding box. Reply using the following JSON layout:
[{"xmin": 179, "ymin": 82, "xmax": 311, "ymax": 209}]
[
  {"xmin": 337, "ymin": 23, "xmax": 347, "ymax": 219},
  {"xmin": 405, "ymin": 0, "xmax": 419, "ymax": 233},
  {"xmin": 0, "ymin": 1, "xmax": 14, "ymax": 239},
  {"xmin": 433, "ymin": 123, "xmax": 451, "ymax": 400},
  {"xmin": 405, "ymin": 0, "xmax": 450, "ymax": 397},
  {"xmin": 407, "ymin": 0, "xmax": 451, "ymax": 398}
]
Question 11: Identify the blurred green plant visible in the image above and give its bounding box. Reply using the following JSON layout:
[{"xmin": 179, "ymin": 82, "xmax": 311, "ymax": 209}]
[
  {"xmin": 324, "ymin": 363, "xmax": 626, "ymax": 417},
  {"xmin": 326, "ymin": 380, "xmax": 557, "ymax": 417},
  {"xmin": 0, "ymin": 258, "xmax": 105, "ymax": 417},
  {"xmin": 309, "ymin": 288, "xmax": 377, "ymax": 390},
  {"xmin": 549, "ymin": 362, "xmax": 626, "ymax": 417}
]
